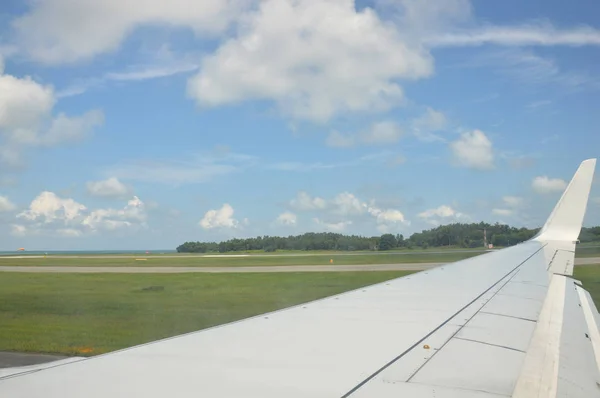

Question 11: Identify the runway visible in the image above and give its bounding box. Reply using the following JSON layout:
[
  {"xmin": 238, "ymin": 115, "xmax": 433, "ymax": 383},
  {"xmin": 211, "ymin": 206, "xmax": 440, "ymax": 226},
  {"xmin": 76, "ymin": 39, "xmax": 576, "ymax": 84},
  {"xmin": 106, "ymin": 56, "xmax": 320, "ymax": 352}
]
[
  {"xmin": 0, "ymin": 249, "xmax": 489, "ymax": 259},
  {"xmin": 0, "ymin": 257, "xmax": 597, "ymax": 273},
  {"xmin": 0, "ymin": 263, "xmax": 442, "ymax": 273}
]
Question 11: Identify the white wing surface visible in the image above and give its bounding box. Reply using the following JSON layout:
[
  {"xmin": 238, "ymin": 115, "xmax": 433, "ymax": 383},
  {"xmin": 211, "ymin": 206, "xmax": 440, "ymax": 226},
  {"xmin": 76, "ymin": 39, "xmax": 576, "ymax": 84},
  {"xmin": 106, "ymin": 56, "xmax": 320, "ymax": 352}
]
[{"xmin": 0, "ymin": 159, "xmax": 597, "ymax": 398}]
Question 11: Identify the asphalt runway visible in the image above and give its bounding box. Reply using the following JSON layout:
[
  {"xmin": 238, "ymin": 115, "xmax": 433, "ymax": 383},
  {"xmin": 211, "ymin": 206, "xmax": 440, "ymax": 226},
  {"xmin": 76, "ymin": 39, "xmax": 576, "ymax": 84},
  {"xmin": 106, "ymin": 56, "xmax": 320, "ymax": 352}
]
[
  {"xmin": 0, "ymin": 249, "xmax": 490, "ymax": 259},
  {"xmin": 0, "ymin": 257, "xmax": 597, "ymax": 273}
]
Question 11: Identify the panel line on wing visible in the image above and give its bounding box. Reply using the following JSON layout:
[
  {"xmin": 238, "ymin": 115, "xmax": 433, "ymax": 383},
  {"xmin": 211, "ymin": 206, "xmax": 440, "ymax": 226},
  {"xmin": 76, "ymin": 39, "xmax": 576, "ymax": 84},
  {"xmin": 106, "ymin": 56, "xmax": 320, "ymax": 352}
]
[
  {"xmin": 453, "ymin": 337, "xmax": 527, "ymax": 353},
  {"xmin": 342, "ymin": 243, "xmax": 547, "ymax": 398},
  {"xmin": 478, "ymin": 311, "xmax": 537, "ymax": 323},
  {"xmin": 405, "ymin": 266, "xmax": 524, "ymax": 382}
]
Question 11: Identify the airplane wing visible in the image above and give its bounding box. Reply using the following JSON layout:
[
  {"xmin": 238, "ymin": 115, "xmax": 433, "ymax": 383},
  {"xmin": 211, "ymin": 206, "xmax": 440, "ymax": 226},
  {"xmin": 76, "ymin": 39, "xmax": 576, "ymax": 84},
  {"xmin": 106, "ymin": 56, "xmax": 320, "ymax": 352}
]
[{"xmin": 0, "ymin": 159, "xmax": 597, "ymax": 398}]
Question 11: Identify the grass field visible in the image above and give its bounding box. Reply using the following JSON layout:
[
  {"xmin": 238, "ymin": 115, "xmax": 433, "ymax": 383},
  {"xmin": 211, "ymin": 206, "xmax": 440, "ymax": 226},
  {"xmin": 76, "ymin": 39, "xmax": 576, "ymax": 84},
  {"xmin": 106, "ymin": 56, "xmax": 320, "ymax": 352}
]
[
  {"xmin": 574, "ymin": 264, "xmax": 600, "ymax": 307},
  {"xmin": 0, "ymin": 271, "xmax": 410, "ymax": 356},
  {"xmin": 0, "ymin": 252, "xmax": 484, "ymax": 267},
  {"xmin": 2, "ymin": 263, "xmax": 600, "ymax": 358},
  {"xmin": 575, "ymin": 245, "xmax": 600, "ymax": 258}
]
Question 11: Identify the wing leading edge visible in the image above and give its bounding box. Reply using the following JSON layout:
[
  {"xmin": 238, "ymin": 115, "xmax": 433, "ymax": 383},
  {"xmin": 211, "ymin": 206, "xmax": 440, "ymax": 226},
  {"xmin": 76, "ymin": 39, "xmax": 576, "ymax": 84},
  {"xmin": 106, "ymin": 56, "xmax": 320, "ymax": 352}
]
[{"xmin": 0, "ymin": 159, "xmax": 597, "ymax": 398}]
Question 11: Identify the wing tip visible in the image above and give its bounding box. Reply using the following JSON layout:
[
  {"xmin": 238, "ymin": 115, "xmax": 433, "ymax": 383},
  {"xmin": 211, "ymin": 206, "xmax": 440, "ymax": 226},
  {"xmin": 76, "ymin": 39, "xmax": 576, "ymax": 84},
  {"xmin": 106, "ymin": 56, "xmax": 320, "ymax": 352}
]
[{"xmin": 535, "ymin": 158, "xmax": 596, "ymax": 242}]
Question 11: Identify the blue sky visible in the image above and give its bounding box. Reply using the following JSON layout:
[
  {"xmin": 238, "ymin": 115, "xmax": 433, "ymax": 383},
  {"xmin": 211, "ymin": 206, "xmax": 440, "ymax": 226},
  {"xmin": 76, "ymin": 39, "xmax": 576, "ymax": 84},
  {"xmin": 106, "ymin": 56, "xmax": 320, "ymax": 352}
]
[{"xmin": 0, "ymin": 0, "xmax": 599, "ymax": 250}]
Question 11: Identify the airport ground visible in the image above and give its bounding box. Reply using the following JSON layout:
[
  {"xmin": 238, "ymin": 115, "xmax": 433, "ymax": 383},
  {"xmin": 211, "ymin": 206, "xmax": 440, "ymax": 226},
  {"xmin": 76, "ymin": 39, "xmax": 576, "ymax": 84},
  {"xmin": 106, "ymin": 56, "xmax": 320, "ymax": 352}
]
[{"xmin": 1, "ymin": 246, "xmax": 599, "ymax": 368}]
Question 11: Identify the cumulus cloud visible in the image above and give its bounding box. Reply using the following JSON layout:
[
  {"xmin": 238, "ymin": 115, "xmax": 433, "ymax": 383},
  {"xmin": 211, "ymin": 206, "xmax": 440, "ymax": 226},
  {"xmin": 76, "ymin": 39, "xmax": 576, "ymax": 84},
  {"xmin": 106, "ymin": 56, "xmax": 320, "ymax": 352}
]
[
  {"xmin": 18, "ymin": 192, "xmax": 87, "ymax": 224},
  {"xmin": 275, "ymin": 211, "xmax": 297, "ymax": 226},
  {"xmin": 12, "ymin": 0, "xmax": 248, "ymax": 64},
  {"xmin": 15, "ymin": 191, "xmax": 147, "ymax": 236},
  {"xmin": 86, "ymin": 177, "xmax": 132, "ymax": 199},
  {"xmin": 532, "ymin": 176, "xmax": 567, "ymax": 194},
  {"xmin": 187, "ymin": 0, "xmax": 433, "ymax": 122},
  {"xmin": 290, "ymin": 190, "xmax": 408, "ymax": 233},
  {"xmin": 418, "ymin": 205, "xmax": 457, "ymax": 219},
  {"xmin": 0, "ymin": 195, "xmax": 15, "ymax": 212},
  {"xmin": 313, "ymin": 218, "xmax": 352, "ymax": 232},
  {"xmin": 82, "ymin": 196, "xmax": 147, "ymax": 231},
  {"xmin": 368, "ymin": 207, "xmax": 409, "ymax": 233},
  {"xmin": 330, "ymin": 192, "xmax": 365, "ymax": 216},
  {"xmin": 290, "ymin": 192, "xmax": 327, "ymax": 211},
  {"xmin": 0, "ymin": 67, "xmax": 103, "ymax": 168},
  {"xmin": 417, "ymin": 204, "xmax": 467, "ymax": 226},
  {"xmin": 0, "ymin": 72, "xmax": 54, "ymax": 132},
  {"xmin": 449, "ymin": 129, "xmax": 494, "ymax": 170},
  {"xmin": 199, "ymin": 203, "xmax": 240, "ymax": 229}
]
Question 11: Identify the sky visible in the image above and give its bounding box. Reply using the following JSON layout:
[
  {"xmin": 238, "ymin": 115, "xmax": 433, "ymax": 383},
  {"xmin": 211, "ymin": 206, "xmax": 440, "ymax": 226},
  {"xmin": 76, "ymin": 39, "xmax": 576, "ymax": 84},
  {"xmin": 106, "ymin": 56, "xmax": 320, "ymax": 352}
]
[{"xmin": 0, "ymin": 0, "xmax": 599, "ymax": 250}]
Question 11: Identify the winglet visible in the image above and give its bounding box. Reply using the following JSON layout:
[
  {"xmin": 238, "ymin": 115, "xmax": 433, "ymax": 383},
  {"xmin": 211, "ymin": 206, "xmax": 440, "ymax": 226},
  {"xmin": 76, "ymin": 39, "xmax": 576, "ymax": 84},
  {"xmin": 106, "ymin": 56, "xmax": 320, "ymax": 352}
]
[{"xmin": 534, "ymin": 158, "xmax": 596, "ymax": 242}]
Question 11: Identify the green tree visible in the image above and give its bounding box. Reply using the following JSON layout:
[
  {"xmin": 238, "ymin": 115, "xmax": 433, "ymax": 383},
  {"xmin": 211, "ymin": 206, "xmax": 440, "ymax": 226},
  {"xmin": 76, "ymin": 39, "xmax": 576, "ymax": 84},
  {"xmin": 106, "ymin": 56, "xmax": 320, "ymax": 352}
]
[{"xmin": 378, "ymin": 234, "xmax": 397, "ymax": 251}]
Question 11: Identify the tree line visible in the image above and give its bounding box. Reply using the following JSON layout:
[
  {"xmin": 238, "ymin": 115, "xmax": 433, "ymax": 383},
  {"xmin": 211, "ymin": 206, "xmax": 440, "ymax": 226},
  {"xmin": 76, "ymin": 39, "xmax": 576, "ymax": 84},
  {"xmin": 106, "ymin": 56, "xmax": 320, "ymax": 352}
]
[{"xmin": 176, "ymin": 223, "xmax": 600, "ymax": 253}]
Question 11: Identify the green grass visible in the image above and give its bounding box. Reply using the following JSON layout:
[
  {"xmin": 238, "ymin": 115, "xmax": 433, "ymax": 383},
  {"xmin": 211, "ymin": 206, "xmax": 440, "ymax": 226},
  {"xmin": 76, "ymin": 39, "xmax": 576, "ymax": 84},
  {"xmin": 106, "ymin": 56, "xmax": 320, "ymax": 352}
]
[
  {"xmin": 4, "ymin": 263, "xmax": 600, "ymax": 358},
  {"xmin": 0, "ymin": 271, "xmax": 410, "ymax": 356},
  {"xmin": 0, "ymin": 252, "xmax": 483, "ymax": 267},
  {"xmin": 575, "ymin": 245, "xmax": 600, "ymax": 258},
  {"xmin": 574, "ymin": 264, "xmax": 600, "ymax": 308}
]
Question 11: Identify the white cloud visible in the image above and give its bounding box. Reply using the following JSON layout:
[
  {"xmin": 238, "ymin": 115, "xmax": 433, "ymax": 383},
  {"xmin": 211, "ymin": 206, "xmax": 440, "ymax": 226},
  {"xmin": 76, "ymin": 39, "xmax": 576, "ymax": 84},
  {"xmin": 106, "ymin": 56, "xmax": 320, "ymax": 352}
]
[
  {"xmin": 58, "ymin": 57, "xmax": 201, "ymax": 98},
  {"xmin": 502, "ymin": 196, "xmax": 523, "ymax": 207},
  {"xmin": 417, "ymin": 204, "xmax": 467, "ymax": 226},
  {"xmin": 290, "ymin": 190, "xmax": 408, "ymax": 232},
  {"xmin": 17, "ymin": 191, "xmax": 87, "ymax": 224},
  {"xmin": 200, "ymin": 203, "xmax": 240, "ymax": 229},
  {"xmin": 15, "ymin": 192, "xmax": 147, "ymax": 235},
  {"xmin": 313, "ymin": 218, "xmax": 352, "ymax": 232},
  {"xmin": 449, "ymin": 129, "xmax": 494, "ymax": 170},
  {"xmin": 532, "ymin": 176, "xmax": 567, "ymax": 194},
  {"xmin": 0, "ymin": 72, "xmax": 54, "ymax": 133},
  {"xmin": 330, "ymin": 192, "xmax": 365, "ymax": 216},
  {"xmin": 418, "ymin": 205, "xmax": 457, "ymax": 219},
  {"xmin": 427, "ymin": 23, "xmax": 600, "ymax": 47},
  {"xmin": 492, "ymin": 208, "xmax": 513, "ymax": 216},
  {"xmin": 275, "ymin": 211, "xmax": 297, "ymax": 226},
  {"xmin": 13, "ymin": 0, "xmax": 248, "ymax": 64},
  {"xmin": 0, "ymin": 195, "xmax": 15, "ymax": 212},
  {"xmin": 290, "ymin": 192, "xmax": 327, "ymax": 211},
  {"xmin": 187, "ymin": 0, "xmax": 433, "ymax": 122},
  {"xmin": 368, "ymin": 207, "xmax": 409, "ymax": 232},
  {"xmin": 0, "ymin": 67, "xmax": 103, "ymax": 168},
  {"xmin": 86, "ymin": 177, "xmax": 132, "ymax": 199},
  {"xmin": 105, "ymin": 63, "xmax": 200, "ymax": 82},
  {"xmin": 82, "ymin": 196, "xmax": 147, "ymax": 231},
  {"xmin": 412, "ymin": 107, "xmax": 447, "ymax": 142}
]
